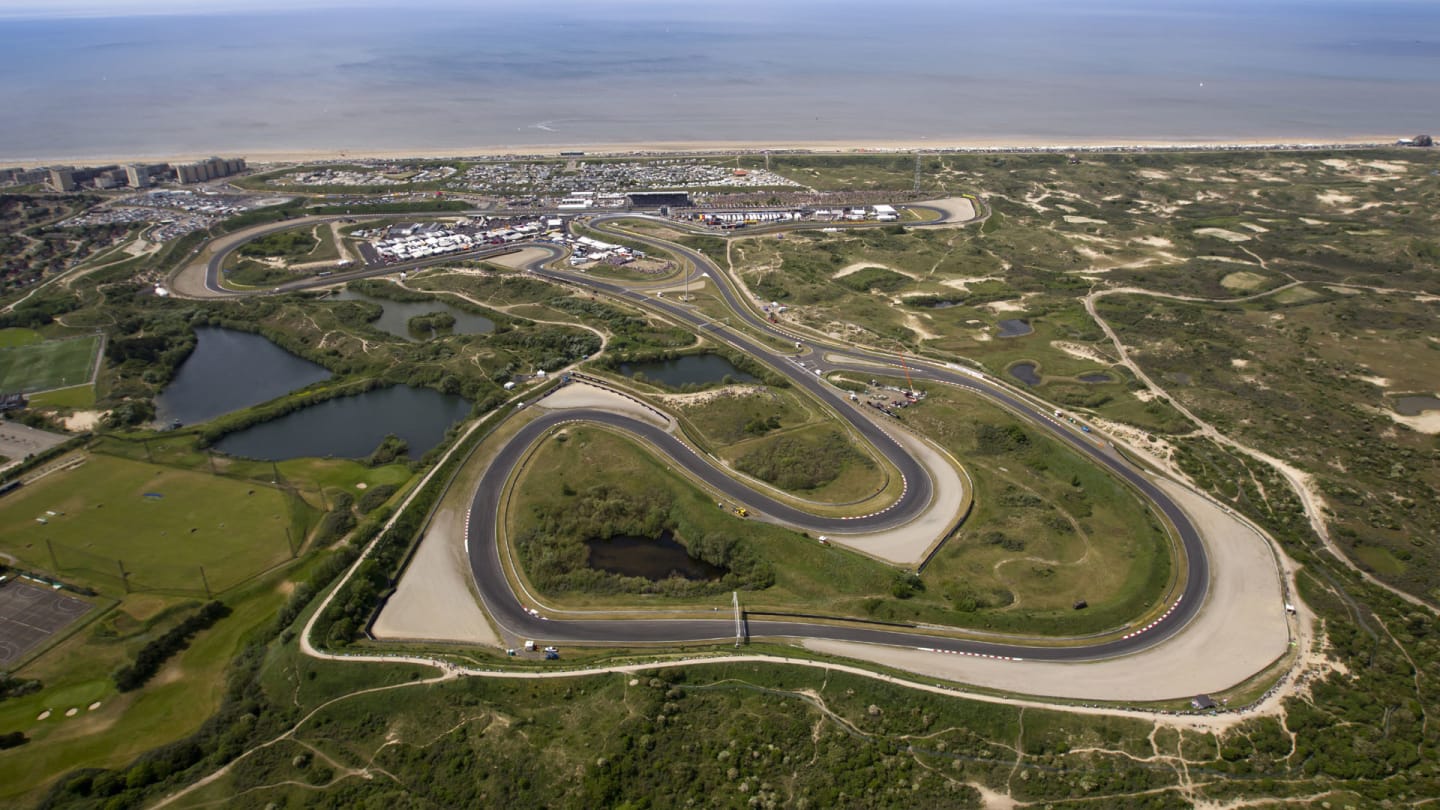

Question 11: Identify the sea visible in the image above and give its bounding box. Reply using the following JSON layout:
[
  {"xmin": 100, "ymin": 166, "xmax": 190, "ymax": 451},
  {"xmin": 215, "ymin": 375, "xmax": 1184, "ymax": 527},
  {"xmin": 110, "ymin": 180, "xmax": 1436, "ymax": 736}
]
[{"xmin": 2, "ymin": 0, "xmax": 1438, "ymax": 161}]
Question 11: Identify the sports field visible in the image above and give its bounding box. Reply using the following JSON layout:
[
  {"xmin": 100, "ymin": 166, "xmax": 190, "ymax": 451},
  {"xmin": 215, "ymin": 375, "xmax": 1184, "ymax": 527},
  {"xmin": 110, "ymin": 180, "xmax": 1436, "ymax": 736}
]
[
  {"xmin": 0, "ymin": 334, "xmax": 100, "ymax": 393},
  {"xmin": 0, "ymin": 579, "xmax": 91, "ymax": 667},
  {"xmin": 0, "ymin": 454, "xmax": 303, "ymax": 595}
]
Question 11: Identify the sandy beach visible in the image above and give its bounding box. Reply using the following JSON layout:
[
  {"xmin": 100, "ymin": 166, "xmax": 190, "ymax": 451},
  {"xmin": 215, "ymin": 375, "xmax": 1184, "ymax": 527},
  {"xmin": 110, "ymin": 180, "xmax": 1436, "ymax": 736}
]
[{"xmin": 2, "ymin": 135, "xmax": 1400, "ymax": 170}]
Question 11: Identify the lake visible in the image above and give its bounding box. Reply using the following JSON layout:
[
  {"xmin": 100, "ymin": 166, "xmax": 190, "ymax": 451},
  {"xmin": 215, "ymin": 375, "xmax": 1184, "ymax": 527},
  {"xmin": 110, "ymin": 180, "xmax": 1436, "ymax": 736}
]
[
  {"xmin": 618, "ymin": 354, "xmax": 758, "ymax": 388},
  {"xmin": 1009, "ymin": 362, "xmax": 1041, "ymax": 386},
  {"xmin": 156, "ymin": 327, "xmax": 331, "ymax": 425},
  {"xmin": 997, "ymin": 319, "xmax": 1034, "ymax": 338},
  {"xmin": 330, "ymin": 288, "xmax": 495, "ymax": 341},
  {"xmin": 213, "ymin": 385, "xmax": 471, "ymax": 461},
  {"xmin": 1394, "ymin": 395, "xmax": 1440, "ymax": 416},
  {"xmin": 585, "ymin": 531, "xmax": 727, "ymax": 581}
]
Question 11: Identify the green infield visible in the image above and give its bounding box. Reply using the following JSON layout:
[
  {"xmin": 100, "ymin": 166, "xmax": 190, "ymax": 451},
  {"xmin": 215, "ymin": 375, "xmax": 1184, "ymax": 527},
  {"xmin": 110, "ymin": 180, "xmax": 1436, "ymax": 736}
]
[
  {"xmin": 0, "ymin": 335, "xmax": 100, "ymax": 393},
  {"xmin": 0, "ymin": 454, "xmax": 307, "ymax": 596}
]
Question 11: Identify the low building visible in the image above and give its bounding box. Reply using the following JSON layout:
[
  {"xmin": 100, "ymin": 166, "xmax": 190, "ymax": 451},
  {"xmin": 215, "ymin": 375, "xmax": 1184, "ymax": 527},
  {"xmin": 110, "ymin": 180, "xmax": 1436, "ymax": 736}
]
[{"xmin": 628, "ymin": 191, "xmax": 692, "ymax": 208}]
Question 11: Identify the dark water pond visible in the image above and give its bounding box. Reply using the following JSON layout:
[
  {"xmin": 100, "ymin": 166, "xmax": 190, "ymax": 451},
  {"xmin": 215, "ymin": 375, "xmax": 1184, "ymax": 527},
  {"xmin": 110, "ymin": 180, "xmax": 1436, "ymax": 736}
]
[
  {"xmin": 1009, "ymin": 362, "xmax": 1041, "ymax": 386},
  {"xmin": 1079, "ymin": 372, "xmax": 1114, "ymax": 384},
  {"xmin": 618, "ymin": 354, "xmax": 758, "ymax": 388},
  {"xmin": 156, "ymin": 327, "xmax": 332, "ymax": 425},
  {"xmin": 331, "ymin": 288, "xmax": 495, "ymax": 340},
  {"xmin": 585, "ymin": 531, "xmax": 727, "ymax": 581},
  {"xmin": 997, "ymin": 319, "xmax": 1033, "ymax": 338},
  {"xmin": 1394, "ymin": 395, "xmax": 1440, "ymax": 416},
  {"xmin": 213, "ymin": 385, "xmax": 471, "ymax": 461}
]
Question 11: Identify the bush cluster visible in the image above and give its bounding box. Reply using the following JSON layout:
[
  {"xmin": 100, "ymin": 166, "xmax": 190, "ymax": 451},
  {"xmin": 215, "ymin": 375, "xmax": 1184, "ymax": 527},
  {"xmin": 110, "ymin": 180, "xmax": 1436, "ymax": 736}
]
[{"xmin": 113, "ymin": 601, "xmax": 231, "ymax": 692}]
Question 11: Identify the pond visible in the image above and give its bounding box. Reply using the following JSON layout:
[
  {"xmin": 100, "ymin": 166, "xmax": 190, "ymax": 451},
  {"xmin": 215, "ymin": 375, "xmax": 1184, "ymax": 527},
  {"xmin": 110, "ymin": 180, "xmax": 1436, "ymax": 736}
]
[
  {"xmin": 997, "ymin": 319, "xmax": 1033, "ymax": 338},
  {"xmin": 1079, "ymin": 372, "xmax": 1114, "ymax": 384},
  {"xmin": 584, "ymin": 531, "xmax": 727, "ymax": 581},
  {"xmin": 330, "ymin": 288, "xmax": 495, "ymax": 341},
  {"xmin": 1394, "ymin": 395, "xmax": 1440, "ymax": 416},
  {"xmin": 156, "ymin": 327, "xmax": 332, "ymax": 426},
  {"xmin": 618, "ymin": 354, "xmax": 758, "ymax": 388},
  {"xmin": 213, "ymin": 385, "xmax": 472, "ymax": 461},
  {"xmin": 1009, "ymin": 362, "xmax": 1041, "ymax": 386}
]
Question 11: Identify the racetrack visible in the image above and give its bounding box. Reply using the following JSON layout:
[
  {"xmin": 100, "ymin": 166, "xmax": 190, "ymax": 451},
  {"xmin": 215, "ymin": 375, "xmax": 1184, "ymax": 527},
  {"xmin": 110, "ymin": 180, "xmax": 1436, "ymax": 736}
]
[{"xmin": 172, "ymin": 198, "xmax": 1296, "ymax": 698}]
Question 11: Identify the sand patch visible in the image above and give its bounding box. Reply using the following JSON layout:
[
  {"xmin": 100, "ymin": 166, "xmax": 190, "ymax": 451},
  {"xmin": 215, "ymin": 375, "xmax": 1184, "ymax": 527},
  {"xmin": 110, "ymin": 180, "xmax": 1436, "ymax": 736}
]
[
  {"xmin": 1054, "ymin": 203, "xmax": 1078, "ymax": 213},
  {"xmin": 1239, "ymin": 222, "xmax": 1269, "ymax": 233},
  {"xmin": 904, "ymin": 312, "xmax": 940, "ymax": 340},
  {"xmin": 1375, "ymin": 407, "xmax": 1440, "ymax": 435},
  {"xmin": 833, "ymin": 262, "xmax": 914, "ymax": 280},
  {"xmin": 1052, "ymin": 341, "xmax": 1114, "ymax": 364},
  {"xmin": 1316, "ymin": 191, "xmax": 1354, "ymax": 206},
  {"xmin": 1361, "ymin": 160, "xmax": 1409, "ymax": 173},
  {"xmin": 88, "ymin": 701, "xmax": 101, "ymax": 711},
  {"xmin": 1220, "ymin": 271, "xmax": 1267, "ymax": 291},
  {"xmin": 939, "ymin": 276, "xmax": 1001, "ymax": 291},
  {"xmin": 37, "ymin": 710, "xmax": 51, "ymax": 721},
  {"xmin": 658, "ymin": 384, "xmax": 769, "ymax": 407},
  {"xmin": 1357, "ymin": 375, "xmax": 1390, "ymax": 388},
  {"xmin": 1137, "ymin": 169, "xmax": 1171, "ymax": 180},
  {"xmin": 1130, "ymin": 236, "xmax": 1174, "ymax": 248},
  {"xmin": 1300, "ymin": 217, "xmax": 1326, "ymax": 226},
  {"xmin": 984, "ymin": 299, "xmax": 1028, "ymax": 314},
  {"xmin": 1195, "ymin": 227, "xmax": 1251, "ymax": 243},
  {"xmin": 1231, "ymin": 359, "xmax": 1250, "ymax": 369},
  {"xmin": 1198, "ymin": 255, "xmax": 1255, "ymax": 265},
  {"xmin": 1320, "ymin": 159, "xmax": 1352, "ymax": 170},
  {"xmin": 62, "ymin": 410, "xmax": 104, "ymax": 431},
  {"xmin": 1063, "ymin": 215, "xmax": 1107, "ymax": 225},
  {"xmin": 64, "ymin": 708, "xmax": 78, "ymax": 717}
]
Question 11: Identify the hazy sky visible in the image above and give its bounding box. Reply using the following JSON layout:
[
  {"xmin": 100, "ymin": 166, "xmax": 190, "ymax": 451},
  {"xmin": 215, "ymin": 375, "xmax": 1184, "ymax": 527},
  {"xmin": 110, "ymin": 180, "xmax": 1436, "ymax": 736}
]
[{"xmin": 4, "ymin": 0, "xmax": 1433, "ymax": 17}]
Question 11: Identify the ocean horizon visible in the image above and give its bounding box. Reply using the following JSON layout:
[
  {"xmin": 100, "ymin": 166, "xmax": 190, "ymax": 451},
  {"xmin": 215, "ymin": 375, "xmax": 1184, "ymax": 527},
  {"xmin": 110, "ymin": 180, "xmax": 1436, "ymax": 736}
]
[{"xmin": 2, "ymin": 0, "xmax": 1438, "ymax": 164}]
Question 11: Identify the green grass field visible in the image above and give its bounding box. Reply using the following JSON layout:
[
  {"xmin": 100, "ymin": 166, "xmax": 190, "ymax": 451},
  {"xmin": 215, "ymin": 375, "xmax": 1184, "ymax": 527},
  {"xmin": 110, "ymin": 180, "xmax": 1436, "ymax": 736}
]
[
  {"xmin": 0, "ymin": 335, "xmax": 99, "ymax": 393},
  {"xmin": 0, "ymin": 454, "xmax": 301, "ymax": 595},
  {"xmin": 0, "ymin": 559, "xmax": 312, "ymax": 806},
  {"xmin": 25, "ymin": 384, "xmax": 96, "ymax": 410},
  {"xmin": 0, "ymin": 327, "xmax": 44, "ymax": 348}
]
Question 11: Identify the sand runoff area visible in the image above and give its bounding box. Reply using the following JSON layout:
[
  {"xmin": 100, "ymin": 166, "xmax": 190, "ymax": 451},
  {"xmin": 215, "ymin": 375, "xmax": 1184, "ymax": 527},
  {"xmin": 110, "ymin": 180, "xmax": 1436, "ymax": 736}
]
[
  {"xmin": 805, "ymin": 477, "xmax": 1294, "ymax": 701},
  {"xmin": 373, "ymin": 383, "xmax": 672, "ymax": 643}
]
